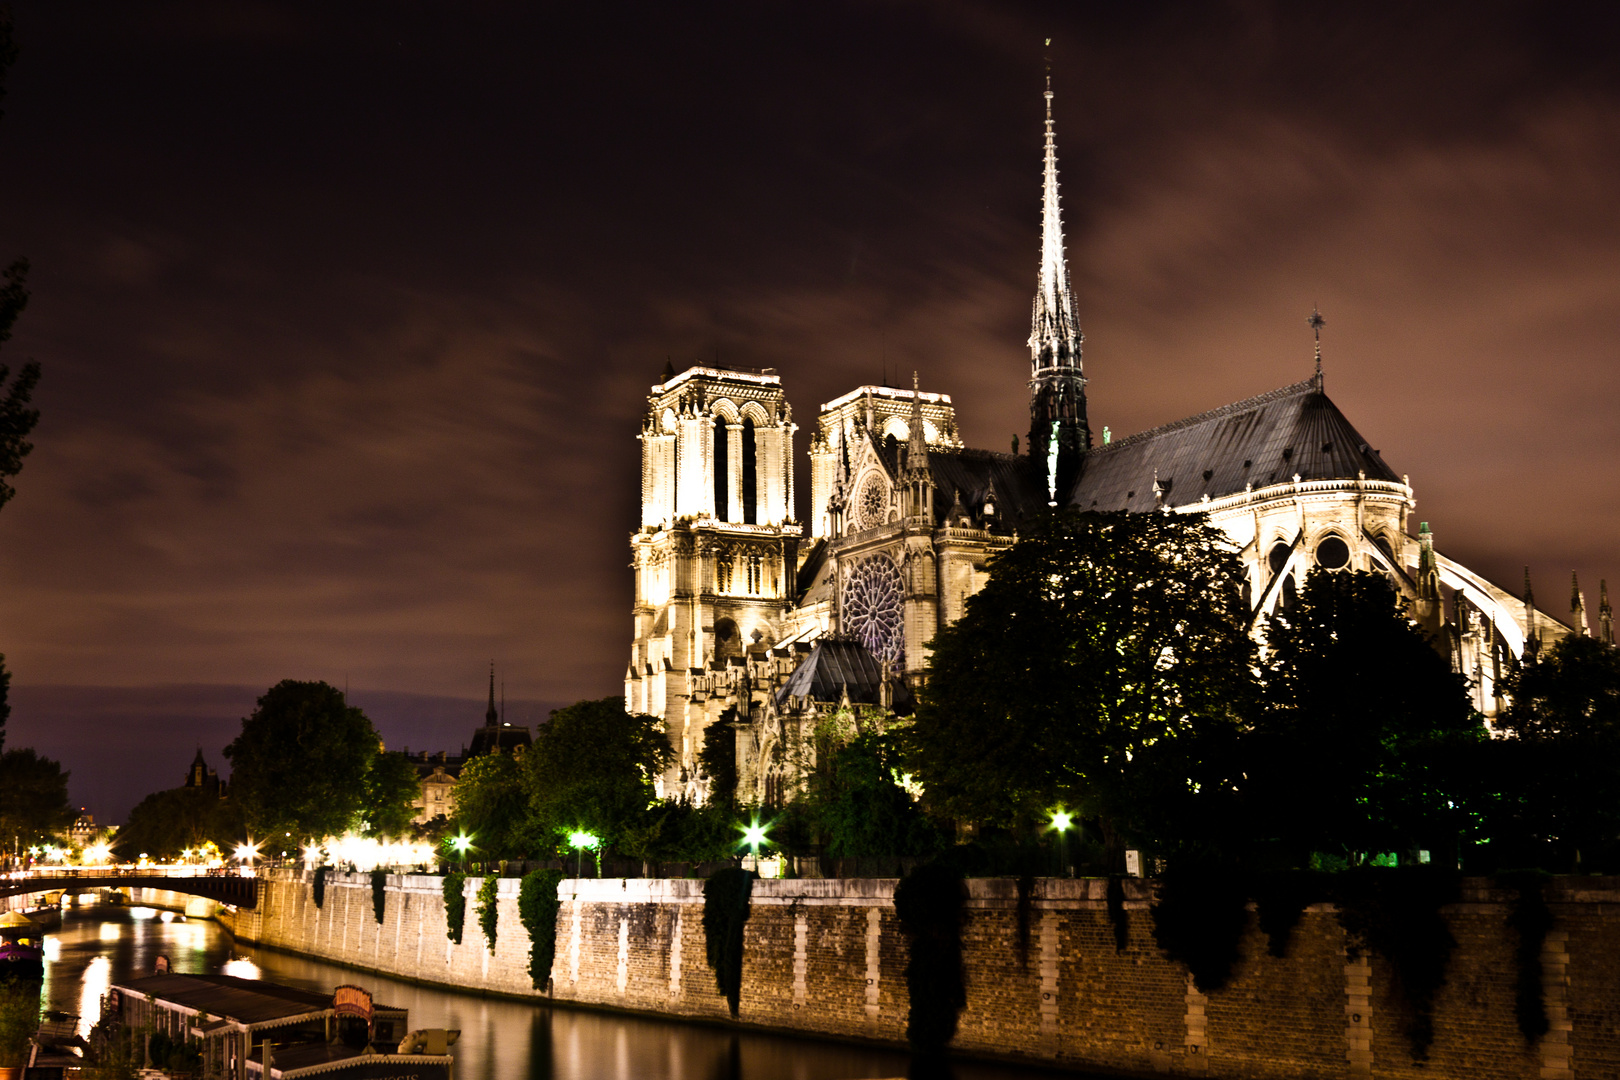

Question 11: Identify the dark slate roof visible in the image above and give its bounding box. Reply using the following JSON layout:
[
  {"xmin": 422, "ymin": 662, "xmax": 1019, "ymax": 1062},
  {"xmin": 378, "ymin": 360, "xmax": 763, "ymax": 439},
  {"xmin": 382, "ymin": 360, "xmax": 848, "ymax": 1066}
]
[
  {"xmin": 774, "ymin": 638, "xmax": 913, "ymax": 712},
  {"xmin": 1067, "ymin": 378, "xmax": 1399, "ymax": 513},
  {"xmin": 467, "ymin": 724, "xmax": 531, "ymax": 757},
  {"xmin": 925, "ymin": 448, "xmax": 1043, "ymax": 526}
]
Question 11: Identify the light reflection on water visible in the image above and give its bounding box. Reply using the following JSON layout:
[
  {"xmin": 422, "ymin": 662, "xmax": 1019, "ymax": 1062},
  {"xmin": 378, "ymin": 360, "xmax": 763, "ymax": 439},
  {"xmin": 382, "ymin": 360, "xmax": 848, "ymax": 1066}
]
[{"xmin": 38, "ymin": 900, "xmax": 1087, "ymax": 1080}]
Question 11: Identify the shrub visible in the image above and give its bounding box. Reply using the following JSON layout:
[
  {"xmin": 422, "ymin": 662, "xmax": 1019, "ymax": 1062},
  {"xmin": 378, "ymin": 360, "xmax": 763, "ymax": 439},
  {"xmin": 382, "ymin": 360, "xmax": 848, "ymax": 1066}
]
[
  {"xmin": 702, "ymin": 867, "xmax": 755, "ymax": 1017},
  {"xmin": 443, "ymin": 872, "xmax": 467, "ymax": 945},
  {"xmin": 370, "ymin": 869, "xmax": 387, "ymax": 924},
  {"xmin": 476, "ymin": 875, "xmax": 500, "ymax": 953},
  {"xmin": 313, "ymin": 865, "xmax": 328, "ymax": 909},
  {"xmin": 893, "ymin": 861, "xmax": 966, "ymax": 1055},
  {"xmin": 518, "ymin": 868, "xmax": 566, "ymax": 989},
  {"xmin": 1151, "ymin": 863, "xmax": 1249, "ymax": 993}
]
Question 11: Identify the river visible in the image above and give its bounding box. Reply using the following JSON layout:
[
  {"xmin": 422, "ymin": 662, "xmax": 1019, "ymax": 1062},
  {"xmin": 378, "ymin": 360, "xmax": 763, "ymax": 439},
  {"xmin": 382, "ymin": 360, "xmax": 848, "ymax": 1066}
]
[{"xmin": 36, "ymin": 899, "xmax": 1085, "ymax": 1080}]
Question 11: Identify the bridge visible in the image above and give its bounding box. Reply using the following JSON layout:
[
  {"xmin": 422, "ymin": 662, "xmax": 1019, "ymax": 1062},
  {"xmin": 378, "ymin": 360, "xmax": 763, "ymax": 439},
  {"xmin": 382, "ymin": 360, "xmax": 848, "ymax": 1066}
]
[{"xmin": 0, "ymin": 868, "xmax": 259, "ymax": 908}]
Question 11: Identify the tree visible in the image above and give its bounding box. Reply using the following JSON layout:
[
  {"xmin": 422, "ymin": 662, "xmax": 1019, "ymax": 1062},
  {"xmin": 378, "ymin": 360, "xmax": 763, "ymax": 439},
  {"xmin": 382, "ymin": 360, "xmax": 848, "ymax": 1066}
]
[
  {"xmin": 1495, "ymin": 634, "xmax": 1620, "ymax": 870},
  {"xmin": 1246, "ymin": 570, "xmax": 1482, "ymax": 866},
  {"xmin": 804, "ymin": 726, "xmax": 944, "ymax": 860},
  {"xmin": 113, "ymin": 786, "xmax": 243, "ymax": 861},
  {"xmin": 0, "ymin": 748, "xmax": 73, "ymax": 851},
  {"xmin": 449, "ymin": 749, "xmax": 528, "ymax": 858},
  {"xmin": 910, "ymin": 509, "xmax": 1257, "ymax": 851},
  {"xmin": 523, "ymin": 698, "xmax": 673, "ymax": 854},
  {"xmin": 361, "ymin": 750, "xmax": 422, "ymax": 839},
  {"xmin": 224, "ymin": 680, "xmax": 406, "ymax": 843}
]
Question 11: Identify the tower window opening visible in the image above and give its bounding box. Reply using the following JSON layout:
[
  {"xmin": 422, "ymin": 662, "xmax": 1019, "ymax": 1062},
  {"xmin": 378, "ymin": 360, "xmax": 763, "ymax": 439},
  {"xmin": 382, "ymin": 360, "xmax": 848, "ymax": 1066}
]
[
  {"xmin": 747, "ymin": 554, "xmax": 763, "ymax": 595},
  {"xmin": 717, "ymin": 553, "xmax": 734, "ymax": 594},
  {"xmin": 713, "ymin": 418, "xmax": 728, "ymax": 521},
  {"xmin": 742, "ymin": 418, "xmax": 757, "ymax": 524}
]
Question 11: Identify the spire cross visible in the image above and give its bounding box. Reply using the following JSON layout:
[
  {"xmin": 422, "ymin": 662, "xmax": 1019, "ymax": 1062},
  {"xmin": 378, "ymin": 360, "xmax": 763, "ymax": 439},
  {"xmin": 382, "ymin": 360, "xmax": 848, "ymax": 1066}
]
[{"xmin": 1307, "ymin": 305, "xmax": 1326, "ymax": 378}]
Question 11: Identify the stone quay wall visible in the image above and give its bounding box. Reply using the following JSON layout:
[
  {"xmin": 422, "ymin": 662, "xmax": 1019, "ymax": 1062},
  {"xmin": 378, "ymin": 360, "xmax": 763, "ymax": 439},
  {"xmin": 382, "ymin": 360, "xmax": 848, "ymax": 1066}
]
[{"xmin": 220, "ymin": 869, "xmax": 1620, "ymax": 1079}]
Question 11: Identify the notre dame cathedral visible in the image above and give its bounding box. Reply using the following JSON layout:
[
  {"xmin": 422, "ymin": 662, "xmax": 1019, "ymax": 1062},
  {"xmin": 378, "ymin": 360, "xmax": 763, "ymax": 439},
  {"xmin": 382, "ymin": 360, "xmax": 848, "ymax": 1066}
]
[{"xmin": 625, "ymin": 85, "xmax": 1607, "ymax": 805}]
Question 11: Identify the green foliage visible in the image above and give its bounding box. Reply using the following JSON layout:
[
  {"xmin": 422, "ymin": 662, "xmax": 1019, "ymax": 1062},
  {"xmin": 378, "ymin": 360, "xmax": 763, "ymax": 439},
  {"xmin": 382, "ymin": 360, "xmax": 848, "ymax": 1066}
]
[
  {"xmin": 697, "ymin": 716, "xmax": 739, "ymax": 808},
  {"xmin": 0, "ymin": 979, "xmax": 40, "ymax": 1068},
  {"xmin": 702, "ymin": 868, "xmax": 755, "ymax": 1017},
  {"xmin": 524, "ymin": 698, "xmax": 674, "ymax": 855},
  {"xmin": 1248, "ymin": 571, "xmax": 1482, "ymax": 865},
  {"xmin": 1150, "ymin": 863, "xmax": 1250, "ymax": 992},
  {"xmin": 803, "ymin": 727, "xmax": 945, "ymax": 860},
  {"xmin": 0, "ymin": 260, "xmax": 40, "ymax": 519},
  {"xmin": 518, "ymin": 868, "xmax": 565, "ymax": 989},
  {"xmin": 313, "ymin": 865, "xmax": 328, "ymax": 909},
  {"xmin": 225, "ymin": 681, "xmax": 393, "ymax": 842},
  {"xmin": 1496, "ymin": 636, "xmax": 1620, "ymax": 870},
  {"xmin": 893, "ymin": 861, "xmax": 967, "ymax": 1055},
  {"xmin": 370, "ymin": 869, "xmax": 388, "ymax": 925},
  {"xmin": 113, "ymin": 786, "xmax": 242, "ymax": 861},
  {"xmin": 476, "ymin": 875, "xmax": 499, "ymax": 953},
  {"xmin": 363, "ymin": 751, "xmax": 423, "ymax": 840},
  {"xmin": 616, "ymin": 798, "xmax": 736, "ymax": 864},
  {"xmin": 0, "ymin": 747, "xmax": 74, "ymax": 849},
  {"xmin": 1499, "ymin": 870, "xmax": 1554, "ymax": 1043},
  {"xmin": 1252, "ymin": 871, "xmax": 1331, "ymax": 959},
  {"xmin": 443, "ymin": 872, "xmax": 467, "ymax": 945},
  {"xmin": 912, "ymin": 509, "xmax": 1257, "ymax": 839},
  {"xmin": 451, "ymin": 751, "xmax": 528, "ymax": 859},
  {"xmin": 147, "ymin": 1031, "xmax": 201, "ymax": 1074},
  {"xmin": 1335, "ymin": 867, "xmax": 1460, "ymax": 1060},
  {"xmin": 1105, "ymin": 875, "xmax": 1129, "ymax": 954}
]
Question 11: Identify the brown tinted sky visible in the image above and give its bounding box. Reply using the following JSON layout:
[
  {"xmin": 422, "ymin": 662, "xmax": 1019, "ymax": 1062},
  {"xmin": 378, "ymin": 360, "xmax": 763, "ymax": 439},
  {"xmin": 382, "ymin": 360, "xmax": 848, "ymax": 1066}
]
[{"xmin": 2, "ymin": 2, "xmax": 1618, "ymax": 817}]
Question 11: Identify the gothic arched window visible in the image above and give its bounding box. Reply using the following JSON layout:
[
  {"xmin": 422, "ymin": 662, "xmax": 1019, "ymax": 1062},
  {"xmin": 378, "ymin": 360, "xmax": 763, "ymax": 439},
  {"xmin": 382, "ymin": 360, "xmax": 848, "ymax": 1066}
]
[{"xmin": 742, "ymin": 418, "xmax": 757, "ymax": 524}]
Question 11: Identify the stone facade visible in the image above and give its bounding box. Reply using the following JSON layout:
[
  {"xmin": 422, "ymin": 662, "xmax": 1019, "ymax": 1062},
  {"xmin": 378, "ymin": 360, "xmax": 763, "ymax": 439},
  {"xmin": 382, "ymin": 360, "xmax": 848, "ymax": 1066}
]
[{"xmin": 224, "ymin": 869, "xmax": 1620, "ymax": 1079}]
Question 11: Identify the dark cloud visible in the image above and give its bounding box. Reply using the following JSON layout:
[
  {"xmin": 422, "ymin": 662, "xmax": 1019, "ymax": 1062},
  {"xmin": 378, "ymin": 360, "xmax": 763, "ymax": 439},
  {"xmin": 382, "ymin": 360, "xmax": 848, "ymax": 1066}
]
[{"xmin": 0, "ymin": 1, "xmax": 1616, "ymax": 801}]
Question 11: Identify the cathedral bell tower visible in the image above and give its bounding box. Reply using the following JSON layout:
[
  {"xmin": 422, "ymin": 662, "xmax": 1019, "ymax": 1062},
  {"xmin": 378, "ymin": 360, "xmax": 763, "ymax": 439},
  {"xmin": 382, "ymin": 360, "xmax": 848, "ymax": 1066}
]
[
  {"xmin": 1027, "ymin": 81, "xmax": 1091, "ymax": 503},
  {"xmin": 627, "ymin": 364, "xmax": 800, "ymax": 797}
]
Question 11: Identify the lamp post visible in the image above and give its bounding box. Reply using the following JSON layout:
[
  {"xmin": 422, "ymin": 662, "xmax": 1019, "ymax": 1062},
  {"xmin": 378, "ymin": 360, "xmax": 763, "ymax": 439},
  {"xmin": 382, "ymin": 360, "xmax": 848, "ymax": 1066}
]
[
  {"xmin": 567, "ymin": 831, "xmax": 599, "ymax": 879},
  {"xmin": 1048, "ymin": 809, "xmax": 1074, "ymax": 877},
  {"xmin": 448, "ymin": 833, "xmax": 473, "ymax": 872}
]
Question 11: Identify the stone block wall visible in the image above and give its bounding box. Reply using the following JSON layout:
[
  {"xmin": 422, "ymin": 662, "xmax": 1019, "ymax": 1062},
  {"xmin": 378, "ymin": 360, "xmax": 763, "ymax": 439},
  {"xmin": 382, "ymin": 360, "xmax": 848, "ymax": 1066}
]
[{"xmin": 220, "ymin": 871, "xmax": 1620, "ymax": 1079}]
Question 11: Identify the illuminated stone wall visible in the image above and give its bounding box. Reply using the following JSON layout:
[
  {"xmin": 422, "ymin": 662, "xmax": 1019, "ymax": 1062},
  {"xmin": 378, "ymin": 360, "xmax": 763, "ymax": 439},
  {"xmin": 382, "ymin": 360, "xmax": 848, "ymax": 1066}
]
[{"xmin": 225, "ymin": 870, "xmax": 1619, "ymax": 1079}]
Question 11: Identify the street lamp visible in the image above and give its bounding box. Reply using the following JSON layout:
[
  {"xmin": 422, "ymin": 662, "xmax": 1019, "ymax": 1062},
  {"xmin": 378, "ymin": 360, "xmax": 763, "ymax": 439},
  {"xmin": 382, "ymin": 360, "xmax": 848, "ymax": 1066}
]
[
  {"xmin": 567, "ymin": 831, "xmax": 599, "ymax": 879},
  {"xmin": 737, "ymin": 817, "xmax": 772, "ymax": 871},
  {"xmin": 1047, "ymin": 808, "xmax": 1075, "ymax": 878},
  {"xmin": 234, "ymin": 840, "xmax": 261, "ymax": 875},
  {"xmin": 447, "ymin": 833, "xmax": 473, "ymax": 871}
]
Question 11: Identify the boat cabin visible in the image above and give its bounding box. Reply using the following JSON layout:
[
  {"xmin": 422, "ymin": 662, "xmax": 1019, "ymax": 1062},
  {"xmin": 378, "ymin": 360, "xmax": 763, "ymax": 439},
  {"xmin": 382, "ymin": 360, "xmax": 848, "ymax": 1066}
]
[{"xmin": 110, "ymin": 974, "xmax": 454, "ymax": 1080}]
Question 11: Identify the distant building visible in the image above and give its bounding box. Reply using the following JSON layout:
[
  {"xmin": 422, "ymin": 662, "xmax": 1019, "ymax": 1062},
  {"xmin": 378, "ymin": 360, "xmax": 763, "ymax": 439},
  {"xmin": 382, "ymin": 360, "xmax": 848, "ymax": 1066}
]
[
  {"xmin": 404, "ymin": 665, "xmax": 531, "ymax": 827},
  {"xmin": 183, "ymin": 748, "xmax": 226, "ymax": 799},
  {"xmin": 69, "ymin": 810, "xmax": 99, "ymax": 847}
]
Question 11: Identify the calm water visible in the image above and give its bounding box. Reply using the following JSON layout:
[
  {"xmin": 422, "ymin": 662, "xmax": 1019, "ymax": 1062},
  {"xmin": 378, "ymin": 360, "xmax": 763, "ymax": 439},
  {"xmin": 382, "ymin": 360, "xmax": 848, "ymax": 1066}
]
[{"xmin": 36, "ymin": 900, "xmax": 1086, "ymax": 1080}]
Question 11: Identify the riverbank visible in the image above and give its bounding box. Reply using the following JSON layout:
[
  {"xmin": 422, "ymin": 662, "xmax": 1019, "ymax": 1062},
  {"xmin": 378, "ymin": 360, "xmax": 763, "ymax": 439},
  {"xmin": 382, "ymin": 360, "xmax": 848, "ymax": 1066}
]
[{"xmin": 220, "ymin": 868, "xmax": 1620, "ymax": 1080}]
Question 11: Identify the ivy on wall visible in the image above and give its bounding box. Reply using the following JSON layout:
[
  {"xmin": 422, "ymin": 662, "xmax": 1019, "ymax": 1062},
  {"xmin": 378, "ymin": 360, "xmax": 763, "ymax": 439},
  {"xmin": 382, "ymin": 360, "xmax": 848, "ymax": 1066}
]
[
  {"xmin": 477, "ymin": 876, "xmax": 500, "ymax": 953},
  {"xmin": 894, "ymin": 861, "xmax": 967, "ymax": 1056},
  {"xmin": 443, "ymin": 872, "xmax": 467, "ymax": 945},
  {"xmin": 1335, "ymin": 867, "xmax": 1460, "ymax": 1060},
  {"xmin": 1500, "ymin": 870, "xmax": 1553, "ymax": 1042},
  {"xmin": 518, "ymin": 869, "xmax": 565, "ymax": 990},
  {"xmin": 1252, "ymin": 871, "xmax": 1331, "ymax": 958},
  {"xmin": 1150, "ymin": 865, "xmax": 1249, "ymax": 993},
  {"xmin": 370, "ymin": 869, "xmax": 387, "ymax": 925},
  {"xmin": 313, "ymin": 865, "xmax": 328, "ymax": 909},
  {"xmin": 1105, "ymin": 875, "xmax": 1129, "ymax": 954},
  {"xmin": 702, "ymin": 868, "xmax": 755, "ymax": 1017}
]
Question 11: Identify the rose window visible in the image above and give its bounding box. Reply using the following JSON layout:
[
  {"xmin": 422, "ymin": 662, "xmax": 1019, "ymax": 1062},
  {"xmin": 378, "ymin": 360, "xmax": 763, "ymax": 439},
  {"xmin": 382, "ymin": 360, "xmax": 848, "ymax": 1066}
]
[
  {"xmin": 857, "ymin": 474, "xmax": 888, "ymax": 530},
  {"xmin": 841, "ymin": 554, "xmax": 905, "ymax": 667}
]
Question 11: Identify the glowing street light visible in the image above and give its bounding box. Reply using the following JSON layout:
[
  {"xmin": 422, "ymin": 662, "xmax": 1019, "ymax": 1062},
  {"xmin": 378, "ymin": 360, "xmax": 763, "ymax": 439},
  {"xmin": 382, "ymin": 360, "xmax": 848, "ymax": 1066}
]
[
  {"xmin": 738, "ymin": 817, "xmax": 771, "ymax": 860},
  {"xmin": 233, "ymin": 841, "xmax": 261, "ymax": 873},
  {"xmin": 567, "ymin": 830, "xmax": 599, "ymax": 879},
  {"xmin": 1047, "ymin": 808, "xmax": 1075, "ymax": 878}
]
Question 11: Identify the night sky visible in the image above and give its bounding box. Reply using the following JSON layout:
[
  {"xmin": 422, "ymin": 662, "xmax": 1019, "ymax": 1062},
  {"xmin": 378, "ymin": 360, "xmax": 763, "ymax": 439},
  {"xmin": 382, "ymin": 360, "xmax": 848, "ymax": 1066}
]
[{"xmin": 2, "ymin": 2, "xmax": 1618, "ymax": 822}]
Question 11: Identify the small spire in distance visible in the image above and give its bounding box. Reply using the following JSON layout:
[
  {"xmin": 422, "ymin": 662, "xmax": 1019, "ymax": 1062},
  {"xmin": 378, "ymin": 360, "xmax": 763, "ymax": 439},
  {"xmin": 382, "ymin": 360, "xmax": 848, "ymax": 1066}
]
[
  {"xmin": 485, "ymin": 660, "xmax": 498, "ymax": 725},
  {"xmin": 1600, "ymin": 579, "xmax": 1614, "ymax": 645},
  {"xmin": 1308, "ymin": 305, "xmax": 1326, "ymax": 384},
  {"xmin": 1572, "ymin": 572, "xmax": 1589, "ymax": 637}
]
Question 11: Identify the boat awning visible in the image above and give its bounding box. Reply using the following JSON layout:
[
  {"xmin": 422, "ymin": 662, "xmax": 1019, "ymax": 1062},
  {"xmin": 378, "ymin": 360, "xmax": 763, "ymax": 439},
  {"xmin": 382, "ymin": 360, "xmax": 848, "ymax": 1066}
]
[
  {"xmin": 116, "ymin": 974, "xmax": 334, "ymax": 1031},
  {"xmin": 248, "ymin": 1043, "xmax": 454, "ymax": 1080}
]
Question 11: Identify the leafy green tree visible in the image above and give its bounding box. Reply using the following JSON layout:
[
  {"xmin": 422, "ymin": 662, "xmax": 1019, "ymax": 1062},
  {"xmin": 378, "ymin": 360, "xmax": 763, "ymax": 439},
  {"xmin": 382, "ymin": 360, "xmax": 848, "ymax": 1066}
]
[
  {"xmin": 0, "ymin": 748, "xmax": 73, "ymax": 850},
  {"xmin": 523, "ymin": 698, "xmax": 673, "ymax": 854},
  {"xmin": 1246, "ymin": 570, "xmax": 1482, "ymax": 865},
  {"xmin": 225, "ymin": 680, "xmax": 410, "ymax": 842},
  {"xmin": 449, "ymin": 750, "xmax": 528, "ymax": 858},
  {"xmin": 362, "ymin": 750, "xmax": 424, "ymax": 839},
  {"xmin": 910, "ymin": 509, "xmax": 1257, "ymax": 851},
  {"xmin": 1495, "ymin": 635, "xmax": 1620, "ymax": 870},
  {"xmin": 113, "ymin": 786, "xmax": 243, "ymax": 861},
  {"xmin": 805, "ymin": 727, "xmax": 944, "ymax": 859}
]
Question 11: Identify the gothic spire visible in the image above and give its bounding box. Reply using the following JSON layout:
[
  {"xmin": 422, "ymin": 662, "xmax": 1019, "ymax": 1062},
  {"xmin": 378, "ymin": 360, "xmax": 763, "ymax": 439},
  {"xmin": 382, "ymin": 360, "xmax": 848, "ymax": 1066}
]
[
  {"xmin": 1026, "ymin": 78, "xmax": 1091, "ymax": 500},
  {"xmin": 1572, "ymin": 572, "xmax": 1589, "ymax": 637},
  {"xmin": 907, "ymin": 372, "xmax": 929, "ymax": 471},
  {"xmin": 1523, "ymin": 567, "xmax": 1541, "ymax": 659},
  {"xmin": 1028, "ymin": 78, "xmax": 1082, "ymax": 376},
  {"xmin": 485, "ymin": 660, "xmax": 498, "ymax": 725},
  {"xmin": 1601, "ymin": 579, "xmax": 1614, "ymax": 646}
]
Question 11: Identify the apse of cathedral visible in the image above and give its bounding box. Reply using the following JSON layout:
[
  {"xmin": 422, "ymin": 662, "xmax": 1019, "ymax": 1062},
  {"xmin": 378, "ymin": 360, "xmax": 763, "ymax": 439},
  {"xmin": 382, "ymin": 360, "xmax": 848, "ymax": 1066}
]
[{"xmin": 626, "ymin": 84, "xmax": 1590, "ymax": 805}]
